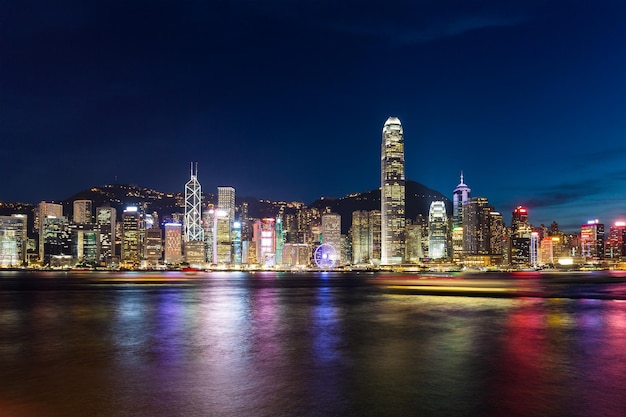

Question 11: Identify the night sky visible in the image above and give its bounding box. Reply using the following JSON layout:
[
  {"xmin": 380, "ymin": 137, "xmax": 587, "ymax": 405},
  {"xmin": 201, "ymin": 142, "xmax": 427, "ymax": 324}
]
[{"xmin": 2, "ymin": 1, "xmax": 625, "ymax": 231}]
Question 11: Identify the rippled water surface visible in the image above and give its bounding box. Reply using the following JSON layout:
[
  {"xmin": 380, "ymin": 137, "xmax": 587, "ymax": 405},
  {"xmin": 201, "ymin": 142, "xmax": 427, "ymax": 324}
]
[{"xmin": 2, "ymin": 270, "xmax": 626, "ymax": 416}]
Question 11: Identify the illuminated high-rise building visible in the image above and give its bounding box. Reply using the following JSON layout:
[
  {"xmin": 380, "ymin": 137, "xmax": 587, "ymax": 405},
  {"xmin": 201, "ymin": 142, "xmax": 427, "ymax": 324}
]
[
  {"xmin": 381, "ymin": 116, "xmax": 405, "ymax": 265},
  {"xmin": 215, "ymin": 210, "xmax": 231, "ymax": 264},
  {"xmin": 253, "ymin": 218, "xmax": 276, "ymax": 267},
  {"xmin": 510, "ymin": 206, "xmax": 532, "ymax": 266},
  {"xmin": 606, "ymin": 221, "xmax": 626, "ymax": 259},
  {"xmin": 73, "ymin": 200, "xmax": 93, "ymax": 224},
  {"xmin": 72, "ymin": 226, "xmax": 99, "ymax": 264},
  {"xmin": 36, "ymin": 201, "xmax": 63, "ymax": 232},
  {"xmin": 0, "ymin": 214, "xmax": 28, "ymax": 267},
  {"xmin": 463, "ymin": 197, "xmax": 503, "ymax": 266},
  {"xmin": 164, "ymin": 223, "xmax": 183, "ymax": 265},
  {"xmin": 144, "ymin": 227, "xmax": 162, "ymax": 266},
  {"xmin": 121, "ymin": 206, "xmax": 141, "ymax": 267},
  {"xmin": 40, "ymin": 215, "xmax": 70, "ymax": 266},
  {"xmin": 96, "ymin": 206, "xmax": 116, "ymax": 265},
  {"xmin": 218, "ymin": 186, "xmax": 236, "ymax": 223},
  {"xmin": 428, "ymin": 201, "xmax": 448, "ymax": 260},
  {"xmin": 351, "ymin": 211, "xmax": 370, "ymax": 264},
  {"xmin": 322, "ymin": 213, "xmax": 341, "ymax": 265},
  {"xmin": 580, "ymin": 219, "xmax": 605, "ymax": 261},
  {"xmin": 452, "ymin": 173, "xmax": 471, "ymax": 228},
  {"xmin": 184, "ymin": 163, "xmax": 203, "ymax": 242}
]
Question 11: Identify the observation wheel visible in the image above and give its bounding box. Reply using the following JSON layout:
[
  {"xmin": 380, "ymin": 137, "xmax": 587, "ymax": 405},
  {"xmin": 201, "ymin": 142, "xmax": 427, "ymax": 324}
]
[{"xmin": 314, "ymin": 243, "xmax": 337, "ymax": 269}]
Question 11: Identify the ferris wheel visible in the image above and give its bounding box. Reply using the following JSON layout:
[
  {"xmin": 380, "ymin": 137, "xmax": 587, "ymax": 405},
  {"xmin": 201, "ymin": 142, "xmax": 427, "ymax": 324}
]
[{"xmin": 314, "ymin": 243, "xmax": 337, "ymax": 269}]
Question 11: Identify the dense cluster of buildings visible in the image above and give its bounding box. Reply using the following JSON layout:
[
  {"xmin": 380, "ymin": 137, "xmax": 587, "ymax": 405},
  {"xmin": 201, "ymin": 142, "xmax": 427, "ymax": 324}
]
[{"xmin": 1, "ymin": 117, "xmax": 624, "ymax": 270}]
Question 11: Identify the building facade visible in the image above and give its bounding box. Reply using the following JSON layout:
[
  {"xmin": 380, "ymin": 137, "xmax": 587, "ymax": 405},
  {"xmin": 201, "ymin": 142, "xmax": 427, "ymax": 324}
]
[{"xmin": 381, "ymin": 116, "xmax": 405, "ymax": 265}]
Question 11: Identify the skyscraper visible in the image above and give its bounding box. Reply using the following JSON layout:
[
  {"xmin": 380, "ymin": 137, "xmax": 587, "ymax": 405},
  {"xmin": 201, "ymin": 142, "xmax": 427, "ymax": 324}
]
[
  {"xmin": 121, "ymin": 206, "xmax": 141, "ymax": 267},
  {"xmin": 73, "ymin": 200, "xmax": 93, "ymax": 224},
  {"xmin": 381, "ymin": 116, "xmax": 405, "ymax": 265},
  {"xmin": 322, "ymin": 213, "xmax": 341, "ymax": 264},
  {"xmin": 96, "ymin": 206, "xmax": 116, "ymax": 265},
  {"xmin": 428, "ymin": 201, "xmax": 448, "ymax": 259},
  {"xmin": 218, "ymin": 186, "xmax": 236, "ymax": 223},
  {"xmin": 451, "ymin": 173, "xmax": 470, "ymax": 263},
  {"xmin": 184, "ymin": 163, "xmax": 203, "ymax": 242},
  {"xmin": 452, "ymin": 173, "xmax": 471, "ymax": 228}
]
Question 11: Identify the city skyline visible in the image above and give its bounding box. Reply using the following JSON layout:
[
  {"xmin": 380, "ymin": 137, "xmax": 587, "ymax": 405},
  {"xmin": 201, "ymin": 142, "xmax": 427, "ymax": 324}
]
[{"xmin": 1, "ymin": 1, "xmax": 625, "ymax": 233}]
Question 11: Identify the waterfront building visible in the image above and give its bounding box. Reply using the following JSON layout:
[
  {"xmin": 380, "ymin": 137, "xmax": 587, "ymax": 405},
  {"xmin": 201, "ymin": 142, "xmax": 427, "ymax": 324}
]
[
  {"xmin": 281, "ymin": 243, "xmax": 311, "ymax": 268},
  {"xmin": 232, "ymin": 221, "xmax": 242, "ymax": 265},
  {"xmin": 215, "ymin": 210, "xmax": 231, "ymax": 264},
  {"xmin": 428, "ymin": 201, "xmax": 448, "ymax": 260},
  {"xmin": 144, "ymin": 227, "xmax": 162, "ymax": 267},
  {"xmin": 73, "ymin": 200, "xmax": 93, "ymax": 224},
  {"xmin": 606, "ymin": 221, "xmax": 626, "ymax": 259},
  {"xmin": 452, "ymin": 173, "xmax": 471, "ymax": 228},
  {"xmin": 253, "ymin": 218, "xmax": 276, "ymax": 267},
  {"xmin": 530, "ymin": 231, "xmax": 539, "ymax": 267},
  {"xmin": 275, "ymin": 217, "xmax": 284, "ymax": 266},
  {"xmin": 40, "ymin": 215, "xmax": 71, "ymax": 266},
  {"xmin": 321, "ymin": 213, "xmax": 341, "ymax": 264},
  {"xmin": 121, "ymin": 207, "xmax": 141, "ymax": 267},
  {"xmin": 381, "ymin": 116, "xmax": 405, "ymax": 265},
  {"xmin": 463, "ymin": 197, "xmax": 502, "ymax": 266},
  {"xmin": 351, "ymin": 211, "xmax": 370, "ymax": 264},
  {"xmin": 184, "ymin": 163, "xmax": 204, "ymax": 242},
  {"xmin": 405, "ymin": 222, "xmax": 424, "ymax": 263},
  {"xmin": 540, "ymin": 236, "xmax": 564, "ymax": 265},
  {"xmin": 36, "ymin": 201, "xmax": 63, "ymax": 232},
  {"xmin": 164, "ymin": 223, "xmax": 183, "ymax": 265},
  {"xmin": 202, "ymin": 205, "xmax": 216, "ymax": 264},
  {"xmin": 71, "ymin": 225, "xmax": 99, "ymax": 265},
  {"xmin": 96, "ymin": 206, "xmax": 116, "ymax": 265},
  {"xmin": 0, "ymin": 214, "xmax": 28, "ymax": 267},
  {"xmin": 452, "ymin": 174, "xmax": 470, "ymax": 262},
  {"xmin": 580, "ymin": 219, "xmax": 605, "ymax": 261},
  {"xmin": 510, "ymin": 206, "xmax": 532, "ymax": 266},
  {"xmin": 218, "ymin": 186, "xmax": 236, "ymax": 223}
]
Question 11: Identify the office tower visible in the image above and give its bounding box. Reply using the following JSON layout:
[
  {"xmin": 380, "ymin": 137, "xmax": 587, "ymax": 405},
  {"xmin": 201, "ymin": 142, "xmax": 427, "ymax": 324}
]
[
  {"xmin": 218, "ymin": 186, "xmax": 236, "ymax": 222},
  {"xmin": 121, "ymin": 206, "xmax": 141, "ymax": 267},
  {"xmin": 202, "ymin": 206, "xmax": 216, "ymax": 264},
  {"xmin": 321, "ymin": 213, "xmax": 341, "ymax": 264},
  {"xmin": 511, "ymin": 206, "xmax": 530, "ymax": 237},
  {"xmin": 96, "ymin": 206, "xmax": 116, "ymax": 265},
  {"xmin": 0, "ymin": 214, "xmax": 28, "ymax": 267},
  {"xmin": 540, "ymin": 236, "xmax": 563, "ymax": 265},
  {"xmin": 164, "ymin": 223, "xmax": 183, "ymax": 265},
  {"xmin": 352, "ymin": 211, "xmax": 370, "ymax": 264},
  {"xmin": 580, "ymin": 219, "xmax": 605, "ymax": 261},
  {"xmin": 381, "ymin": 116, "xmax": 405, "ymax": 265},
  {"xmin": 510, "ymin": 206, "xmax": 532, "ymax": 266},
  {"xmin": 606, "ymin": 221, "xmax": 626, "ymax": 259},
  {"xmin": 73, "ymin": 200, "xmax": 93, "ymax": 224},
  {"xmin": 36, "ymin": 201, "xmax": 63, "ymax": 233},
  {"xmin": 72, "ymin": 226, "xmax": 99, "ymax": 265},
  {"xmin": 463, "ymin": 197, "xmax": 503, "ymax": 266},
  {"xmin": 428, "ymin": 201, "xmax": 448, "ymax": 260},
  {"xmin": 530, "ymin": 232, "xmax": 539, "ymax": 267},
  {"xmin": 184, "ymin": 163, "xmax": 204, "ymax": 242},
  {"xmin": 232, "ymin": 221, "xmax": 242, "ymax": 265},
  {"xmin": 144, "ymin": 228, "xmax": 162, "ymax": 266},
  {"xmin": 452, "ymin": 173, "xmax": 471, "ymax": 228},
  {"xmin": 405, "ymin": 222, "xmax": 424, "ymax": 263},
  {"xmin": 275, "ymin": 217, "xmax": 284, "ymax": 265},
  {"xmin": 253, "ymin": 218, "xmax": 276, "ymax": 267},
  {"xmin": 281, "ymin": 243, "xmax": 311, "ymax": 267},
  {"xmin": 215, "ymin": 210, "xmax": 231, "ymax": 264},
  {"xmin": 40, "ymin": 215, "xmax": 70, "ymax": 266}
]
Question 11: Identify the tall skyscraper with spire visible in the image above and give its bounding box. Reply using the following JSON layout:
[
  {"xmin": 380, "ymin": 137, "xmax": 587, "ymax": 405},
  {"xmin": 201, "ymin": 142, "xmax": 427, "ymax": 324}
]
[
  {"xmin": 451, "ymin": 172, "xmax": 471, "ymax": 263},
  {"xmin": 381, "ymin": 116, "xmax": 405, "ymax": 265},
  {"xmin": 452, "ymin": 172, "xmax": 471, "ymax": 228},
  {"xmin": 184, "ymin": 162, "xmax": 203, "ymax": 242}
]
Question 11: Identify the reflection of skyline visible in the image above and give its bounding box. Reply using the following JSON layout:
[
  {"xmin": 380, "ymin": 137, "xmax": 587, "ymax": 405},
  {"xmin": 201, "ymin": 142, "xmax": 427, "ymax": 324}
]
[{"xmin": 2, "ymin": 272, "xmax": 626, "ymax": 415}]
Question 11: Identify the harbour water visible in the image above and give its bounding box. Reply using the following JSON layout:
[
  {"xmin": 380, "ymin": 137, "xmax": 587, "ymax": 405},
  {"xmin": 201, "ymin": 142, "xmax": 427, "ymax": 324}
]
[{"xmin": 1, "ymin": 270, "xmax": 626, "ymax": 416}]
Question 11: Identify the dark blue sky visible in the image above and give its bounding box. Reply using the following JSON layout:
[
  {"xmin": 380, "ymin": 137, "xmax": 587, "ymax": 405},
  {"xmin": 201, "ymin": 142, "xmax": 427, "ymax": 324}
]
[{"xmin": 1, "ymin": 0, "xmax": 625, "ymax": 231}]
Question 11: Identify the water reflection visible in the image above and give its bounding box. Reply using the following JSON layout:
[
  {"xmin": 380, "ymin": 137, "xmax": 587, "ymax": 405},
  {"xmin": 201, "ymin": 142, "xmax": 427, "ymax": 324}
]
[{"xmin": 2, "ymin": 271, "xmax": 626, "ymax": 416}]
